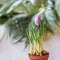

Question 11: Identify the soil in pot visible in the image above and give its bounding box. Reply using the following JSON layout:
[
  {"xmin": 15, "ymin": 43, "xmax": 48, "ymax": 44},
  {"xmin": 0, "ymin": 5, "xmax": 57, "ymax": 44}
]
[{"xmin": 28, "ymin": 50, "xmax": 49, "ymax": 60}]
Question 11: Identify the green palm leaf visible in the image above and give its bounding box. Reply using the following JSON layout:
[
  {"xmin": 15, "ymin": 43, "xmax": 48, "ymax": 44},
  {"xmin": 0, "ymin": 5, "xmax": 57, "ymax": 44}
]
[{"xmin": 6, "ymin": 13, "xmax": 35, "ymax": 44}]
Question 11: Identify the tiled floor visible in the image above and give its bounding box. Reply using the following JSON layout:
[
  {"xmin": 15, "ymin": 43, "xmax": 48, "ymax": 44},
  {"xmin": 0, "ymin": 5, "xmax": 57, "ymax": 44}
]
[{"xmin": 0, "ymin": 25, "xmax": 60, "ymax": 60}]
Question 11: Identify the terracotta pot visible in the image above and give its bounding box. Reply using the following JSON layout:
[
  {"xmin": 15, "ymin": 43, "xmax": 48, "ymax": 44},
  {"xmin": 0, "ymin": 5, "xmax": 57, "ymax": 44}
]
[{"xmin": 28, "ymin": 53, "xmax": 49, "ymax": 60}]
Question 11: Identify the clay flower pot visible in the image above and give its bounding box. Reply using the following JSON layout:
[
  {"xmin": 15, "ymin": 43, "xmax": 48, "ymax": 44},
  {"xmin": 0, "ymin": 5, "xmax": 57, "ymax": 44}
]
[{"xmin": 28, "ymin": 52, "xmax": 49, "ymax": 60}]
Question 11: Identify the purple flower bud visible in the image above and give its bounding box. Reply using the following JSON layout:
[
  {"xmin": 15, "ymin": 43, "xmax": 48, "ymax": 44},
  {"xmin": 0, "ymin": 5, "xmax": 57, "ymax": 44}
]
[
  {"xmin": 34, "ymin": 16, "xmax": 41, "ymax": 30},
  {"xmin": 34, "ymin": 16, "xmax": 41, "ymax": 26}
]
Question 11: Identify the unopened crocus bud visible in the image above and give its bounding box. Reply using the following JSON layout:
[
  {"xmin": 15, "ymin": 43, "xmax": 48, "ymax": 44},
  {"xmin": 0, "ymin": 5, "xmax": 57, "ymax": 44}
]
[
  {"xmin": 34, "ymin": 16, "xmax": 41, "ymax": 26},
  {"xmin": 34, "ymin": 16, "xmax": 41, "ymax": 30}
]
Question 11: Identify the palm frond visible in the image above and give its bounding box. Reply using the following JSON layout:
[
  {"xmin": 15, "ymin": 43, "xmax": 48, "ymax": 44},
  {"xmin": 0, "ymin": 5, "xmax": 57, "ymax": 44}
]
[
  {"xmin": 0, "ymin": 0, "xmax": 16, "ymax": 16},
  {"xmin": 6, "ymin": 13, "xmax": 35, "ymax": 44}
]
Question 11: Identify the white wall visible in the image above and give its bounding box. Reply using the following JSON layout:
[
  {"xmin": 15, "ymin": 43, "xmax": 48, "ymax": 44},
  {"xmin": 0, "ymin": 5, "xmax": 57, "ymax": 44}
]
[{"xmin": 0, "ymin": 25, "xmax": 29, "ymax": 60}]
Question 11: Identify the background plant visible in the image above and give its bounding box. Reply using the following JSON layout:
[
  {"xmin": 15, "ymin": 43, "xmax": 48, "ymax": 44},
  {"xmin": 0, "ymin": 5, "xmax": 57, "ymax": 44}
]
[{"xmin": 0, "ymin": 0, "xmax": 59, "ymax": 48}]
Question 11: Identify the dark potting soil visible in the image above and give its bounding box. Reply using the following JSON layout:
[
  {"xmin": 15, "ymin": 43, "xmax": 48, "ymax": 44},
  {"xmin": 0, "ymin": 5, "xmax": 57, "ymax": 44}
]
[{"xmin": 29, "ymin": 50, "xmax": 49, "ymax": 56}]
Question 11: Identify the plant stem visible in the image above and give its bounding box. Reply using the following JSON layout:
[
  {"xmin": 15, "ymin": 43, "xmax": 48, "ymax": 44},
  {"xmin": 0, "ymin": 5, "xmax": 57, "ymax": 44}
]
[{"xmin": 29, "ymin": 42, "xmax": 33, "ymax": 54}]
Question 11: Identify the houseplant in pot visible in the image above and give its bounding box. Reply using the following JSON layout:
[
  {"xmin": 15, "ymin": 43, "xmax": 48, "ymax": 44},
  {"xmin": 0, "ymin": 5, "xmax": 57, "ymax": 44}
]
[
  {"xmin": 27, "ymin": 9, "xmax": 49, "ymax": 60},
  {"xmin": 27, "ymin": 0, "xmax": 59, "ymax": 60},
  {"xmin": 0, "ymin": 0, "xmax": 59, "ymax": 60}
]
